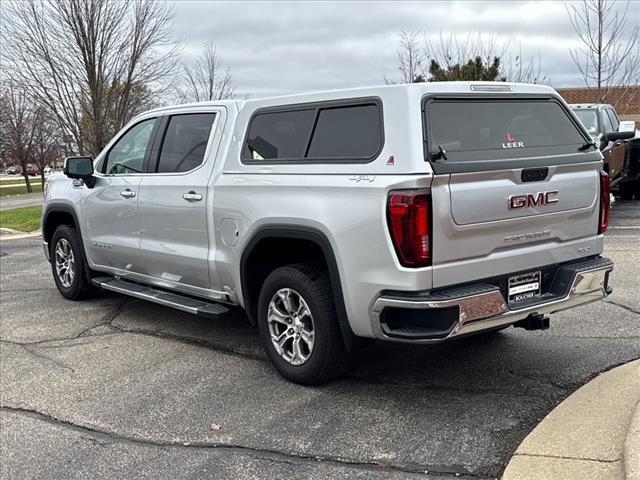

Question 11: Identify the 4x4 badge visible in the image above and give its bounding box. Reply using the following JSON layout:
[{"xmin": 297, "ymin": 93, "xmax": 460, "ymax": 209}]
[{"xmin": 349, "ymin": 175, "xmax": 376, "ymax": 183}]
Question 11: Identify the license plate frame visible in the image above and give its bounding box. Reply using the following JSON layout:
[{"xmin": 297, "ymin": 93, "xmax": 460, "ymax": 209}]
[{"xmin": 508, "ymin": 270, "xmax": 542, "ymax": 305}]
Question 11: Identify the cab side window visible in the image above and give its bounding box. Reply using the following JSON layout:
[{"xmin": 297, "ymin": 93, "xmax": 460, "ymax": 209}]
[
  {"xmin": 156, "ymin": 113, "xmax": 216, "ymax": 173},
  {"xmin": 605, "ymin": 109, "xmax": 619, "ymax": 131},
  {"xmin": 104, "ymin": 118, "xmax": 157, "ymax": 175},
  {"xmin": 601, "ymin": 110, "xmax": 615, "ymax": 134}
]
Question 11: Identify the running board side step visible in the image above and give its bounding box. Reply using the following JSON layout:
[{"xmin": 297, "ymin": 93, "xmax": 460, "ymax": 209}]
[{"xmin": 92, "ymin": 276, "xmax": 230, "ymax": 319}]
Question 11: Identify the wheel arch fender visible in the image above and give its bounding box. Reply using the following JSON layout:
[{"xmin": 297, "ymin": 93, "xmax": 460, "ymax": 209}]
[
  {"xmin": 42, "ymin": 203, "xmax": 82, "ymax": 246},
  {"xmin": 43, "ymin": 203, "xmax": 92, "ymax": 281},
  {"xmin": 240, "ymin": 225, "xmax": 355, "ymax": 351}
]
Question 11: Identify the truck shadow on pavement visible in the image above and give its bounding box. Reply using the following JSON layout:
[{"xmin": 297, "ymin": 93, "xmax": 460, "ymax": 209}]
[{"xmin": 98, "ymin": 291, "xmax": 636, "ymax": 401}]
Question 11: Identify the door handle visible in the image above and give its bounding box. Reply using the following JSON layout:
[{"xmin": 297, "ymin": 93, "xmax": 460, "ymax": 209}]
[
  {"xmin": 120, "ymin": 189, "xmax": 136, "ymax": 198},
  {"xmin": 182, "ymin": 191, "xmax": 203, "ymax": 201}
]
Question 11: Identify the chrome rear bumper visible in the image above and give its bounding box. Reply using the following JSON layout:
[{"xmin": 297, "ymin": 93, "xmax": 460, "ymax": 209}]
[{"xmin": 371, "ymin": 256, "xmax": 613, "ymax": 343}]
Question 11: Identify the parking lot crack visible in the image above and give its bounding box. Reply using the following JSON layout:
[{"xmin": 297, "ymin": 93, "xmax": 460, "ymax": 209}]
[
  {"xmin": 78, "ymin": 299, "xmax": 131, "ymax": 338},
  {"xmin": 513, "ymin": 452, "xmax": 621, "ymax": 464},
  {"xmin": 114, "ymin": 329, "xmax": 266, "ymax": 361},
  {"xmin": 0, "ymin": 287, "xmax": 54, "ymax": 293},
  {"xmin": 1, "ymin": 340, "xmax": 75, "ymax": 373},
  {"xmin": 0, "ymin": 405, "xmax": 489, "ymax": 478},
  {"xmin": 0, "ymin": 300, "xmax": 130, "ymax": 348},
  {"xmin": 603, "ymin": 299, "xmax": 640, "ymax": 316},
  {"xmin": 1, "ymin": 323, "xmax": 264, "ymax": 362},
  {"xmin": 345, "ymin": 376, "xmax": 557, "ymax": 404}
]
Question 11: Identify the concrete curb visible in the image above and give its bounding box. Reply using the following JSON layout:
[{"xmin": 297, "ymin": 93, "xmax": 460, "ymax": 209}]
[
  {"xmin": 503, "ymin": 360, "xmax": 640, "ymax": 480},
  {"xmin": 0, "ymin": 228, "xmax": 41, "ymax": 240},
  {"xmin": 625, "ymin": 401, "xmax": 640, "ymax": 480}
]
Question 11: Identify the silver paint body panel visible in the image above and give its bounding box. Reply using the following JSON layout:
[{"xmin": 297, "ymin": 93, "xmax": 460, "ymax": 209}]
[
  {"xmin": 43, "ymin": 82, "xmax": 607, "ymax": 340},
  {"xmin": 136, "ymin": 107, "xmax": 227, "ymax": 292}
]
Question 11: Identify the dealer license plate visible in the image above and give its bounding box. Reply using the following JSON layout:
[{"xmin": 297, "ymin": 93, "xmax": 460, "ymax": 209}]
[{"xmin": 508, "ymin": 271, "xmax": 541, "ymax": 304}]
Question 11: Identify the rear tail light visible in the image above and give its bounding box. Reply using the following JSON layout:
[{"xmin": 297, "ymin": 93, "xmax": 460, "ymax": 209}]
[
  {"xmin": 387, "ymin": 189, "xmax": 431, "ymax": 267},
  {"xmin": 598, "ymin": 170, "xmax": 610, "ymax": 234}
]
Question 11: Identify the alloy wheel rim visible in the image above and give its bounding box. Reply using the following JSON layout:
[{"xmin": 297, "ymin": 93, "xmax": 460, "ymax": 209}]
[
  {"xmin": 54, "ymin": 238, "xmax": 75, "ymax": 288},
  {"xmin": 267, "ymin": 288, "xmax": 315, "ymax": 366}
]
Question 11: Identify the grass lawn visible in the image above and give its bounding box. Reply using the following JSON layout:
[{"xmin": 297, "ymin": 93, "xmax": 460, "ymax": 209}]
[
  {"xmin": 0, "ymin": 205, "xmax": 42, "ymax": 232},
  {"xmin": 1, "ymin": 177, "xmax": 43, "ymax": 185},
  {"xmin": 0, "ymin": 184, "xmax": 43, "ymax": 197}
]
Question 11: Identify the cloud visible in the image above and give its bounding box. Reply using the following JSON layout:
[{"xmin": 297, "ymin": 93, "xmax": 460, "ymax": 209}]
[{"xmin": 171, "ymin": 0, "xmax": 640, "ymax": 97}]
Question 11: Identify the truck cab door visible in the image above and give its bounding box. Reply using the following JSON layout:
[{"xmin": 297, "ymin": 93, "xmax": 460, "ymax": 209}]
[
  {"xmin": 601, "ymin": 108, "xmax": 626, "ymax": 182},
  {"xmin": 83, "ymin": 117, "xmax": 160, "ymax": 274},
  {"xmin": 137, "ymin": 108, "xmax": 226, "ymax": 298}
]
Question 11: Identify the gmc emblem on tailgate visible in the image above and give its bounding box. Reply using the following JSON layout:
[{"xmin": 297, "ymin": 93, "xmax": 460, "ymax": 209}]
[{"xmin": 509, "ymin": 191, "xmax": 559, "ymax": 209}]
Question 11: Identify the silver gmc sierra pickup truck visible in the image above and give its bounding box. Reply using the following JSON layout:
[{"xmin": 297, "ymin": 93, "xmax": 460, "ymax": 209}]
[{"xmin": 42, "ymin": 82, "xmax": 614, "ymax": 384}]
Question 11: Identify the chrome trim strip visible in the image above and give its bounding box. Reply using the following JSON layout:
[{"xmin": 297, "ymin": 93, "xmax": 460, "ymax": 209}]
[
  {"xmin": 86, "ymin": 264, "xmax": 232, "ymax": 303},
  {"xmin": 371, "ymin": 264, "xmax": 613, "ymax": 344}
]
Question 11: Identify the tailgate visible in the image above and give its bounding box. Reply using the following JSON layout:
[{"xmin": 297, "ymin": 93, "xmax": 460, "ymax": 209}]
[
  {"xmin": 423, "ymin": 94, "xmax": 603, "ymax": 288},
  {"xmin": 449, "ymin": 165, "xmax": 596, "ymax": 225}
]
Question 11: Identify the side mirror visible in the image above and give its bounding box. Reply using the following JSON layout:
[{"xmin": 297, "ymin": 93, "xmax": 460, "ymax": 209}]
[
  {"xmin": 63, "ymin": 156, "xmax": 95, "ymax": 187},
  {"xmin": 603, "ymin": 130, "xmax": 635, "ymax": 143}
]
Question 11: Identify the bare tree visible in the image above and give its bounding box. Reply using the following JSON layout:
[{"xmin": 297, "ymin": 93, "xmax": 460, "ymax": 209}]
[
  {"xmin": 0, "ymin": 82, "xmax": 64, "ymax": 191},
  {"xmin": 425, "ymin": 31, "xmax": 548, "ymax": 83},
  {"xmin": 567, "ymin": 0, "xmax": 640, "ymax": 103},
  {"xmin": 504, "ymin": 46, "xmax": 549, "ymax": 85},
  {"xmin": 424, "ymin": 31, "xmax": 506, "ymax": 79},
  {"xmin": 31, "ymin": 107, "xmax": 62, "ymax": 188},
  {"xmin": 180, "ymin": 42, "xmax": 235, "ymax": 102},
  {"xmin": 2, "ymin": 0, "xmax": 178, "ymax": 157},
  {"xmin": 386, "ymin": 30, "xmax": 426, "ymax": 84},
  {"xmin": 0, "ymin": 82, "xmax": 37, "ymax": 192},
  {"xmin": 387, "ymin": 30, "xmax": 548, "ymax": 84}
]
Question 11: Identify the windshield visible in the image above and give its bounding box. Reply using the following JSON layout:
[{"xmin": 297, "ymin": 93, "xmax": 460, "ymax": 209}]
[{"xmin": 573, "ymin": 109, "xmax": 599, "ymax": 138}]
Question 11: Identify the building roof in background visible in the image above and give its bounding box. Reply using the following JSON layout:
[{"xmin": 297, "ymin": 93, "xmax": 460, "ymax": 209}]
[{"xmin": 557, "ymin": 86, "xmax": 640, "ymax": 116}]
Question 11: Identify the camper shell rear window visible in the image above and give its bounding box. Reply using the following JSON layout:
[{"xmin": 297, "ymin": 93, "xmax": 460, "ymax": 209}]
[{"xmin": 422, "ymin": 95, "xmax": 595, "ymax": 174}]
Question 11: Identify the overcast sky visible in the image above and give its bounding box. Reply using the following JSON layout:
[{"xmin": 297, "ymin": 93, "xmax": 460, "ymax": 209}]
[{"xmin": 172, "ymin": 1, "xmax": 640, "ymax": 98}]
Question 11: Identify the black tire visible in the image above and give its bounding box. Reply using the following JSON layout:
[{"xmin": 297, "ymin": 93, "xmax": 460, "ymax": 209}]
[
  {"xmin": 50, "ymin": 225, "xmax": 99, "ymax": 300},
  {"xmin": 257, "ymin": 263, "xmax": 352, "ymax": 385},
  {"xmin": 619, "ymin": 182, "xmax": 634, "ymax": 201}
]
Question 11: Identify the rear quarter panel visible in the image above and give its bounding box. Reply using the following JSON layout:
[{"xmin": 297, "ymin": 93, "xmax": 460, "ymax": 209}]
[{"xmin": 212, "ymin": 173, "xmax": 433, "ymax": 337}]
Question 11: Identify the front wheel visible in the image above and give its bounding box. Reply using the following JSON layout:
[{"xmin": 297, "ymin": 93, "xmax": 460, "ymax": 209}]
[
  {"xmin": 51, "ymin": 225, "xmax": 98, "ymax": 300},
  {"xmin": 257, "ymin": 263, "xmax": 352, "ymax": 385}
]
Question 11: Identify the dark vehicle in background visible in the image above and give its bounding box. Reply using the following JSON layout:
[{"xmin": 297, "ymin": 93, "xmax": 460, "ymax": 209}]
[
  {"xmin": 571, "ymin": 104, "xmax": 636, "ymax": 197},
  {"xmin": 623, "ymin": 129, "xmax": 640, "ymax": 200}
]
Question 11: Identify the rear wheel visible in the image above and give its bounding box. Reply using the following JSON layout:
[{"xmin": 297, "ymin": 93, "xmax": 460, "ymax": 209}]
[
  {"xmin": 51, "ymin": 225, "xmax": 98, "ymax": 300},
  {"xmin": 257, "ymin": 263, "xmax": 352, "ymax": 385}
]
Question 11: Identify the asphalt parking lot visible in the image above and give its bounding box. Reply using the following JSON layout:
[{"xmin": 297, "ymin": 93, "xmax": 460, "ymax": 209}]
[{"xmin": 1, "ymin": 201, "xmax": 639, "ymax": 479}]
